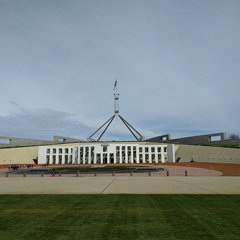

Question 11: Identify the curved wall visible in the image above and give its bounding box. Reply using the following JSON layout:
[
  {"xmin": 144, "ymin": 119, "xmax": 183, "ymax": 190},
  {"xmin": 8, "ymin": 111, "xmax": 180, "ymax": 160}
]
[
  {"xmin": 0, "ymin": 146, "xmax": 38, "ymax": 165},
  {"xmin": 175, "ymin": 145, "xmax": 240, "ymax": 164}
]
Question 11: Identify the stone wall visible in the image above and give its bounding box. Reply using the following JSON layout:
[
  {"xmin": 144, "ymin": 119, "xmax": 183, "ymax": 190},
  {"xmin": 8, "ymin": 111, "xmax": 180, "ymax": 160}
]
[
  {"xmin": 175, "ymin": 144, "xmax": 240, "ymax": 164},
  {"xmin": 0, "ymin": 146, "xmax": 38, "ymax": 165}
]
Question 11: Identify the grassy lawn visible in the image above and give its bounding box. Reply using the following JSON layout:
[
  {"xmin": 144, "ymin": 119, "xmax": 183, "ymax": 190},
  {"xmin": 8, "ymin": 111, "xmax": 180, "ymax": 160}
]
[{"xmin": 0, "ymin": 195, "xmax": 240, "ymax": 240}]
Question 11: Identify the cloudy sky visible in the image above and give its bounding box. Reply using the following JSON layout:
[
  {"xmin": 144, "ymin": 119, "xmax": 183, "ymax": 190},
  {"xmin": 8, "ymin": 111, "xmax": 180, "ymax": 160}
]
[{"xmin": 1, "ymin": 0, "xmax": 240, "ymax": 141}]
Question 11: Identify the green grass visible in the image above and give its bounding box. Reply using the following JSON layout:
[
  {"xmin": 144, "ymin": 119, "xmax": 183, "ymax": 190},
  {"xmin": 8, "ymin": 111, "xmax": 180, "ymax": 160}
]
[{"xmin": 0, "ymin": 195, "xmax": 240, "ymax": 240}]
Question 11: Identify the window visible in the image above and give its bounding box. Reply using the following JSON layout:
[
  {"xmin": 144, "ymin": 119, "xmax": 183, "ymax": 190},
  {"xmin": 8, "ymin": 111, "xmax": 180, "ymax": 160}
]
[
  {"xmin": 52, "ymin": 155, "xmax": 56, "ymax": 164},
  {"xmin": 152, "ymin": 154, "xmax": 155, "ymax": 163},
  {"xmin": 145, "ymin": 147, "xmax": 149, "ymax": 153},
  {"xmin": 59, "ymin": 148, "xmax": 62, "ymax": 154},
  {"xmin": 97, "ymin": 154, "xmax": 101, "ymax": 164},
  {"xmin": 103, "ymin": 146, "xmax": 108, "ymax": 152},
  {"xmin": 65, "ymin": 148, "xmax": 68, "ymax": 154},
  {"xmin": 53, "ymin": 148, "xmax": 56, "ymax": 154},
  {"xmin": 80, "ymin": 147, "xmax": 83, "ymax": 154},
  {"xmin": 85, "ymin": 147, "xmax": 89, "ymax": 157},
  {"xmin": 145, "ymin": 154, "xmax": 149, "ymax": 163},
  {"xmin": 64, "ymin": 155, "xmax": 68, "ymax": 164},
  {"xmin": 103, "ymin": 153, "xmax": 107, "ymax": 163},
  {"xmin": 46, "ymin": 155, "xmax": 50, "ymax": 164},
  {"xmin": 209, "ymin": 135, "xmax": 221, "ymax": 141},
  {"xmin": 151, "ymin": 147, "xmax": 155, "ymax": 153},
  {"xmin": 46, "ymin": 148, "xmax": 50, "ymax": 154},
  {"xmin": 58, "ymin": 155, "xmax": 62, "ymax": 164},
  {"xmin": 139, "ymin": 147, "xmax": 142, "ymax": 153},
  {"xmin": 164, "ymin": 147, "xmax": 167, "ymax": 153},
  {"xmin": 116, "ymin": 146, "xmax": 120, "ymax": 154},
  {"xmin": 157, "ymin": 147, "xmax": 161, "ymax": 152}
]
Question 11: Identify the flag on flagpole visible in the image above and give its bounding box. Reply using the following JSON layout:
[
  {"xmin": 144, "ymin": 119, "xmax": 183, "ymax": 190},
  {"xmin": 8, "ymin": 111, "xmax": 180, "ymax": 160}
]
[{"xmin": 113, "ymin": 78, "xmax": 117, "ymax": 90}]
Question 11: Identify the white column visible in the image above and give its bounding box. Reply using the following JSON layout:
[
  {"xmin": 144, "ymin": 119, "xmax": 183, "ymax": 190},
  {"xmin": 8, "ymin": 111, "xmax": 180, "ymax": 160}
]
[
  {"xmin": 167, "ymin": 144, "xmax": 175, "ymax": 163},
  {"xmin": 136, "ymin": 146, "xmax": 139, "ymax": 163},
  {"xmin": 120, "ymin": 146, "xmax": 122, "ymax": 164},
  {"xmin": 72, "ymin": 147, "xmax": 76, "ymax": 164},
  {"xmin": 69, "ymin": 148, "xmax": 72, "ymax": 164},
  {"xmin": 87, "ymin": 147, "xmax": 89, "ymax": 164},
  {"xmin": 143, "ymin": 151, "xmax": 146, "ymax": 163},
  {"xmin": 94, "ymin": 152, "xmax": 97, "ymax": 164},
  {"xmin": 56, "ymin": 149, "xmax": 59, "ymax": 164},
  {"xmin": 114, "ymin": 149, "xmax": 116, "ymax": 164},
  {"xmin": 130, "ymin": 146, "xmax": 133, "ymax": 163},
  {"xmin": 161, "ymin": 146, "xmax": 164, "ymax": 163},
  {"xmin": 50, "ymin": 151, "xmax": 53, "ymax": 164},
  {"xmin": 78, "ymin": 146, "xmax": 80, "ymax": 164},
  {"xmin": 83, "ymin": 147, "xmax": 86, "ymax": 164},
  {"xmin": 149, "ymin": 147, "xmax": 152, "ymax": 163}
]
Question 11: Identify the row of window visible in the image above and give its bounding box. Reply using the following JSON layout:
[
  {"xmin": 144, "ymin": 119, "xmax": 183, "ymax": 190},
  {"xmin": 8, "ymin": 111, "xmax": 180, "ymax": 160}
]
[
  {"xmin": 46, "ymin": 153, "xmax": 166, "ymax": 164},
  {"xmin": 46, "ymin": 146, "xmax": 167, "ymax": 154}
]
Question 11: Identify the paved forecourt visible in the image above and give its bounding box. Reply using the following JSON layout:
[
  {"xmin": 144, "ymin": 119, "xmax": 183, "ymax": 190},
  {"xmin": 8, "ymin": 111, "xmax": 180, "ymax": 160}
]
[{"xmin": 0, "ymin": 176, "xmax": 240, "ymax": 194}]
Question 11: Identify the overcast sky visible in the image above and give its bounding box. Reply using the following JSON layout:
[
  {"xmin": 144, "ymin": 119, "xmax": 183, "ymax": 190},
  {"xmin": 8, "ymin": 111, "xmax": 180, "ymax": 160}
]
[{"xmin": 1, "ymin": 0, "xmax": 240, "ymax": 141}]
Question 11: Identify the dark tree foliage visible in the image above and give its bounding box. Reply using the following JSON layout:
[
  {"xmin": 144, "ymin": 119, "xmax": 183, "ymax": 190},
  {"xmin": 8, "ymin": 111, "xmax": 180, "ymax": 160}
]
[{"xmin": 228, "ymin": 134, "xmax": 240, "ymax": 140}]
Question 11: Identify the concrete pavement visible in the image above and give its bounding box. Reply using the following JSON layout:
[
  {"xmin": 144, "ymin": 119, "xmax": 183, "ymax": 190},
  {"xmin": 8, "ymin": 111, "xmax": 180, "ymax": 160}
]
[{"xmin": 0, "ymin": 176, "xmax": 240, "ymax": 194}]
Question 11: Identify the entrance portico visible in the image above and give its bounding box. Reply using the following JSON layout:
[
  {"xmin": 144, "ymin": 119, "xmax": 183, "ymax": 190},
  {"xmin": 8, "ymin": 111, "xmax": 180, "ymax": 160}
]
[{"xmin": 38, "ymin": 142, "xmax": 175, "ymax": 165}]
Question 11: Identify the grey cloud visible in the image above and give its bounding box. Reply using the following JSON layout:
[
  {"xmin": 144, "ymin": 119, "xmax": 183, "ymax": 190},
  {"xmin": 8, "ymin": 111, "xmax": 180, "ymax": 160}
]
[
  {"xmin": 1, "ymin": 0, "xmax": 240, "ymax": 140},
  {"xmin": 0, "ymin": 108, "xmax": 92, "ymax": 140}
]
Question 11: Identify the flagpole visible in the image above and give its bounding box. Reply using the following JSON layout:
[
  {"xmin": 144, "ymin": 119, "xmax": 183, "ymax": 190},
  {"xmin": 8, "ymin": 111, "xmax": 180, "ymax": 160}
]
[{"xmin": 114, "ymin": 77, "xmax": 119, "ymax": 120}]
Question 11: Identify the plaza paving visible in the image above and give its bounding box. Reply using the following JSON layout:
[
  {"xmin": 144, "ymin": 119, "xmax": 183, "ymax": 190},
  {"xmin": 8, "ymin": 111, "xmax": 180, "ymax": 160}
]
[
  {"xmin": 0, "ymin": 176, "xmax": 240, "ymax": 194},
  {"xmin": 0, "ymin": 164, "xmax": 240, "ymax": 194}
]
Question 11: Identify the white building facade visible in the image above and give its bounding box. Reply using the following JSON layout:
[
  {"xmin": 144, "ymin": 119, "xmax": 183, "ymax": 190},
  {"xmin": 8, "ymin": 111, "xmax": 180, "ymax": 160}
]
[{"xmin": 38, "ymin": 142, "xmax": 175, "ymax": 165}]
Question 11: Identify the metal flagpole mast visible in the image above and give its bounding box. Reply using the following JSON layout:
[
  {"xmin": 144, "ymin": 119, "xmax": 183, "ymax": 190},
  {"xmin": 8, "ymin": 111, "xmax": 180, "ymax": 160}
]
[
  {"xmin": 114, "ymin": 77, "xmax": 119, "ymax": 120},
  {"xmin": 87, "ymin": 77, "xmax": 144, "ymax": 141}
]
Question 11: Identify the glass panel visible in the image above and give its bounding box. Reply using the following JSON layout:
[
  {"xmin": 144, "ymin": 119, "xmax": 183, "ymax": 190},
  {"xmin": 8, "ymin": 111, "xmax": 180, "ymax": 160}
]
[
  {"xmin": 152, "ymin": 154, "xmax": 155, "ymax": 163},
  {"xmin": 97, "ymin": 154, "xmax": 101, "ymax": 164},
  {"xmin": 58, "ymin": 155, "xmax": 62, "ymax": 164},
  {"xmin": 145, "ymin": 154, "xmax": 149, "ymax": 163},
  {"xmin": 103, "ymin": 146, "xmax": 108, "ymax": 152},
  {"xmin": 65, "ymin": 155, "xmax": 68, "ymax": 164},
  {"xmin": 52, "ymin": 155, "xmax": 56, "ymax": 164},
  {"xmin": 103, "ymin": 153, "xmax": 107, "ymax": 163},
  {"xmin": 46, "ymin": 155, "xmax": 50, "ymax": 164}
]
